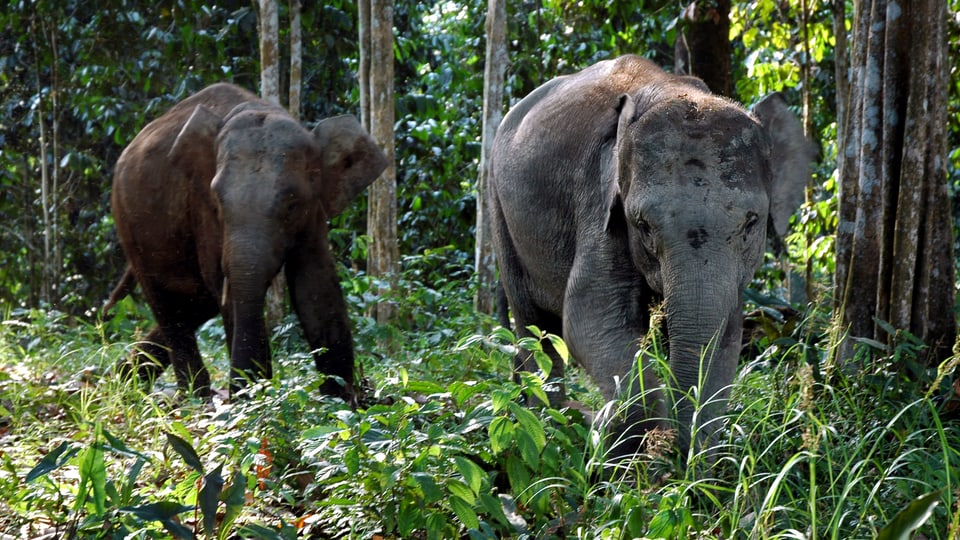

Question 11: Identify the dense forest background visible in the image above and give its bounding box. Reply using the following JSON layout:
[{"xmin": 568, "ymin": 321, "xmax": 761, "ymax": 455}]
[
  {"xmin": 5, "ymin": 0, "xmax": 957, "ymax": 318},
  {"xmin": 4, "ymin": 1, "xmax": 960, "ymax": 537}
]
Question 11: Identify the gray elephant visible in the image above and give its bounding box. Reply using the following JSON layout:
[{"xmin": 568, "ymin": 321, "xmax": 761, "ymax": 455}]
[
  {"xmin": 107, "ymin": 82, "xmax": 387, "ymax": 401},
  {"xmin": 488, "ymin": 55, "xmax": 815, "ymax": 457}
]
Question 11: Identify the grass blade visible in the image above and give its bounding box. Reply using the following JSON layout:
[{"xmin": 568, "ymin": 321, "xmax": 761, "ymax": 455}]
[{"xmin": 876, "ymin": 489, "xmax": 942, "ymax": 540}]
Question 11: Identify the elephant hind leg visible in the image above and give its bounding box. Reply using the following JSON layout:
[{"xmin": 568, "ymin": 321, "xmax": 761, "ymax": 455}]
[
  {"xmin": 117, "ymin": 326, "xmax": 171, "ymax": 386},
  {"xmin": 163, "ymin": 326, "xmax": 211, "ymax": 397},
  {"xmin": 507, "ymin": 302, "xmax": 567, "ymax": 407},
  {"xmin": 148, "ymin": 291, "xmax": 218, "ymax": 398}
]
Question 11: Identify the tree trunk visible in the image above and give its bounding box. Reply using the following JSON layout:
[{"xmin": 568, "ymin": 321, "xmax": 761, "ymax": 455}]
[
  {"xmin": 474, "ymin": 0, "xmax": 507, "ymax": 316},
  {"xmin": 258, "ymin": 0, "xmax": 280, "ymax": 105},
  {"xmin": 674, "ymin": 0, "xmax": 732, "ymax": 97},
  {"xmin": 835, "ymin": 0, "xmax": 956, "ymax": 365},
  {"xmin": 259, "ymin": 0, "xmax": 285, "ymax": 327},
  {"xmin": 358, "ymin": 0, "xmax": 371, "ymax": 132},
  {"xmin": 289, "ymin": 0, "xmax": 302, "ymax": 121},
  {"xmin": 364, "ymin": 0, "xmax": 397, "ymax": 324}
]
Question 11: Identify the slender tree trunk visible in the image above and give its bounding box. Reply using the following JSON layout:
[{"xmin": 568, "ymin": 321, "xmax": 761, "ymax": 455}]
[
  {"xmin": 258, "ymin": 0, "xmax": 280, "ymax": 105},
  {"xmin": 365, "ymin": 0, "xmax": 397, "ymax": 324},
  {"xmin": 30, "ymin": 16, "xmax": 52, "ymax": 305},
  {"xmin": 835, "ymin": 0, "xmax": 956, "ymax": 365},
  {"xmin": 259, "ymin": 0, "xmax": 285, "ymax": 327},
  {"xmin": 289, "ymin": 0, "xmax": 302, "ymax": 121},
  {"xmin": 474, "ymin": 0, "xmax": 507, "ymax": 316},
  {"xmin": 358, "ymin": 0, "xmax": 371, "ymax": 132}
]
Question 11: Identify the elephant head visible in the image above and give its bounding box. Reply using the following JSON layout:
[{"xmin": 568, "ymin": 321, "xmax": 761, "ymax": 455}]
[
  {"xmin": 167, "ymin": 100, "xmax": 387, "ymax": 392},
  {"xmin": 608, "ymin": 88, "xmax": 814, "ymax": 453}
]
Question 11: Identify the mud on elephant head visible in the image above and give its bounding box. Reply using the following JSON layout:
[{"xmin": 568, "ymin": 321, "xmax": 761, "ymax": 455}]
[
  {"xmin": 488, "ymin": 55, "xmax": 817, "ymax": 460},
  {"xmin": 107, "ymin": 83, "xmax": 387, "ymax": 401}
]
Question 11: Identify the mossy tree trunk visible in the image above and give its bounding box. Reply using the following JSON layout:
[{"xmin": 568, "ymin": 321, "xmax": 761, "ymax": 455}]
[
  {"xmin": 361, "ymin": 0, "xmax": 397, "ymax": 324},
  {"xmin": 835, "ymin": 0, "xmax": 956, "ymax": 365}
]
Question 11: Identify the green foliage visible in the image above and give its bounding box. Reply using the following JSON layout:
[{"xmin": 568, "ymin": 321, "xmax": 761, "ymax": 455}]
[{"xmin": 5, "ymin": 266, "xmax": 959, "ymax": 537}]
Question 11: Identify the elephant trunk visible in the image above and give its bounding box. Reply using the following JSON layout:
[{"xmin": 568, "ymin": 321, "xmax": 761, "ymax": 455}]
[
  {"xmin": 223, "ymin": 237, "xmax": 281, "ymax": 392},
  {"xmin": 662, "ymin": 253, "xmax": 742, "ymax": 457}
]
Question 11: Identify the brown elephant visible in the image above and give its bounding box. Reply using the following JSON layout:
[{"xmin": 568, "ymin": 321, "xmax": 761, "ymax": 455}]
[{"xmin": 107, "ymin": 82, "xmax": 387, "ymax": 401}]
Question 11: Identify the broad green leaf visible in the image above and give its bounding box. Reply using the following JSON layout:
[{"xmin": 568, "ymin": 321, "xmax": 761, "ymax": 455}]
[
  {"xmin": 120, "ymin": 457, "xmax": 147, "ymax": 507},
  {"xmin": 877, "ymin": 489, "xmax": 943, "ymax": 540},
  {"xmin": 488, "ymin": 416, "xmax": 515, "ymax": 454},
  {"xmin": 647, "ymin": 508, "xmax": 682, "ymax": 539},
  {"xmin": 236, "ymin": 523, "xmax": 285, "ymax": 540},
  {"xmin": 426, "ymin": 512, "xmax": 447, "ymax": 540},
  {"xmin": 454, "ymin": 456, "xmax": 484, "ymax": 496},
  {"xmin": 398, "ymin": 499, "xmax": 419, "ymax": 537},
  {"xmin": 412, "ymin": 471, "xmax": 442, "ymax": 503},
  {"xmin": 509, "ymin": 402, "xmax": 547, "ymax": 452},
  {"xmin": 515, "ymin": 429, "xmax": 540, "ymax": 469},
  {"xmin": 301, "ymin": 425, "xmax": 340, "ymax": 439},
  {"xmin": 199, "ymin": 464, "xmax": 224, "ymax": 535},
  {"xmin": 446, "ymin": 479, "xmax": 476, "ymax": 505},
  {"xmin": 344, "ymin": 446, "xmax": 360, "ymax": 475},
  {"xmin": 532, "ymin": 350, "xmax": 553, "ymax": 377},
  {"xmin": 75, "ymin": 440, "xmax": 106, "ymax": 516},
  {"xmin": 545, "ymin": 333, "xmax": 570, "ymax": 364},
  {"xmin": 102, "ymin": 428, "xmax": 150, "ymax": 460},
  {"xmin": 491, "ymin": 387, "xmax": 516, "ymax": 414},
  {"xmin": 120, "ymin": 502, "xmax": 195, "ymax": 539},
  {"xmin": 449, "ymin": 495, "xmax": 480, "ymax": 530},
  {"xmin": 26, "ymin": 441, "xmax": 78, "ymax": 482},
  {"xmin": 218, "ymin": 470, "xmax": 247, "ymax": 540},
  {"xmin": 505, "ymin": 455, "xmax": 531, "ymax": 500},
  {"xmin": 166, "ymin": 431, "xmax": 204, "ymax": 474},
  {"xmin": 478, "ymin": 492, "xmax": 512, "ymax": 528}
]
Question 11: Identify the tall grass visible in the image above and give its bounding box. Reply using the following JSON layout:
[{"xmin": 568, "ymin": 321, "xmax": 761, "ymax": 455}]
[{"xmin": 0, "ymin": 267, "xmax": 956, "ymax": 538}]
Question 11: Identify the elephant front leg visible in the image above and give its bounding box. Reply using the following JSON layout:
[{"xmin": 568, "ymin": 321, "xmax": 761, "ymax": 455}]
[
  {"xmin": 285, "ymin": 240, "xmax": 356, "ymax": 403},
  {"xmin": 563, "ymin": 273, "xmax": 666, "ymax": 459}
]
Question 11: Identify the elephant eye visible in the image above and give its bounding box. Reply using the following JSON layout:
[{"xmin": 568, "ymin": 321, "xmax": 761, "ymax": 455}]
[{"xmin": 636, "ymin": 218, "xmax": 656, "ymax": 251}]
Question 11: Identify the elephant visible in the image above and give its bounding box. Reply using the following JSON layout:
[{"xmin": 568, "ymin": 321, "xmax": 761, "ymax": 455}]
[
  {"xmin": 107, "ymin": 82, "xmax": 387, "ymax": 401},
  {"xmin": 488, "ymin": 55, "xmax": 815, "ymax": 458}
]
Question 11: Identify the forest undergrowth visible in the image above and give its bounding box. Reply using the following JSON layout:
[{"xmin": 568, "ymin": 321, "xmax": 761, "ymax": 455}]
[{"xmin": 0, "ymin": 251, "xmax": 958, "ymax": 539}]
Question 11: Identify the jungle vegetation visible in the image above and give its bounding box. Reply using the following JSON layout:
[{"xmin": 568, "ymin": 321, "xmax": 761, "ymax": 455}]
[{"xmin": 1, "ymin": 0, "xmax": 960, "ymax": 537}]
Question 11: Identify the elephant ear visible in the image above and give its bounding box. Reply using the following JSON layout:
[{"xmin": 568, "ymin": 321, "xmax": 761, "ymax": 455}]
[
  {"xmin": 168, "ymin": 105, "xmax": 222, "ymax": 176},
  {"xmin": 313, "ymin": 115, "xmax": 389, "ymax": 218},
  {"xmin": 751, "ymin": 93, "xmax": 818, "ymax": 236},
  {"xmin": 605, "ymin": 93, "xmax": 640, "ymax": 234}
]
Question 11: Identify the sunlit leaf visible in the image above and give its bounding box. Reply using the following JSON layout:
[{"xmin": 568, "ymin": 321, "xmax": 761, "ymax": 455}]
[
  {"xmin": 25, "ymin": 441, "xmax": 78, "ymax": 482},
  {"xmin": 454, "ymin": 455, "xmax": 484, "ymax": 496},
  {"xmin": 488, "ymin": 416, "xmax": 515, "ymax": 454}
]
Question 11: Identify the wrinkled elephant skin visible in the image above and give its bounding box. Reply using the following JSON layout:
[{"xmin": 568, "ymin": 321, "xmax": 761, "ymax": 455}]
[
  {"xmin": 488, "ymin": 55, "xmax": 815, "ymax": 458},
  {"xmin": 109, "ymin": 83, "xmax": 387, "ymax": 401}
]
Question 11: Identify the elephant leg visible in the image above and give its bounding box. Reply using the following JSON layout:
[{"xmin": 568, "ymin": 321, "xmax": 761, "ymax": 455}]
[
  {"xmin": 147, "ymin": 288, "xmax": 218, "ymax": 398},
  {"xmin": 511, "ymin": 307, "xmax": 566, "ymax": 407},
  {"xmin": 564, "ymin": 261, "xmax": 664, "ymax": 459},
  {"xmin": 285, "ymin": 239, "xmax": 355, "ymax": 401},
  {"xmin": 124, "ymin": 327, "xmax": 172, "ymax": 381},
  {"xmin": 496, "ymin": 270, "xmax": 566, "ymax": 406},
  {"xmin": 163, "ymin": 325, "xmax": 211, "ymax": 397}
]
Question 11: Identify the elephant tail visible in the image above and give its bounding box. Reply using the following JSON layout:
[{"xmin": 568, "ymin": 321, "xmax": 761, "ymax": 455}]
[
  {"xmin": 496, "ymin": 280, "xmax": 511, "ymax": 330},
  {"xmin": 102, "ymin": 266, "xmax": 137, "ymax": 316}
]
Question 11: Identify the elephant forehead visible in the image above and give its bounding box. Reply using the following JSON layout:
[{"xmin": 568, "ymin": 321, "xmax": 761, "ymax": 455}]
[
  {"xmin": 219, "ymin": 111, "xmax": 317, "ymax": 154},
  {"xmin": 625, "ymin": 102, "xmax": 770, "ymax": 191}
]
